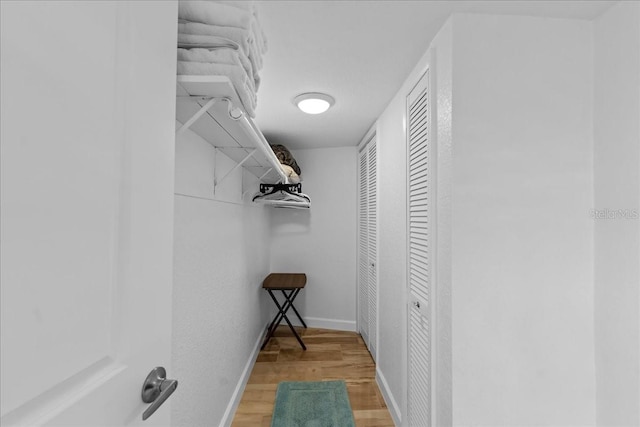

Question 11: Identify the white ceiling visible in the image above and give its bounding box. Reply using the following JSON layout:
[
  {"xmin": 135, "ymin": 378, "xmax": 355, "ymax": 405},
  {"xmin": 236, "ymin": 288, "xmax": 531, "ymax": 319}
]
[{"xmin": 254, "ymin": 0, "xmax": 615, "ymax": 150}]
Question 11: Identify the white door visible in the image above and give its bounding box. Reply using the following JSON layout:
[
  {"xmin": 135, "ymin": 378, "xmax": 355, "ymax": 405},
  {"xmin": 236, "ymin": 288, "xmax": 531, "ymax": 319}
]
[
  {"xmin": 358, "ymin": 148, "xmax": 370, "ymax": 346},
  {"xmin": 1, "ymin": 2, "xmax": 178, "ymax": 426},
  {"xmin": 357, "ymin": 136, "xmax": 378, "ymax": 361},
  {"xmin": 406, "ymin": 69, "xmax": 433, "ymax": 427},
  {"xmin": 366, "ymin": 139, "xmax": 378, "ymax": 360}
]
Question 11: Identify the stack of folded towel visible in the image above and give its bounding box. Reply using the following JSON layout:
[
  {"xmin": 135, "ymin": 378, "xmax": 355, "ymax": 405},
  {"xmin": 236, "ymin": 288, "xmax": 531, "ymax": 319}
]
[{"xmin": 177, "ymin": 1, "xmax": 267, "ymax": 117}]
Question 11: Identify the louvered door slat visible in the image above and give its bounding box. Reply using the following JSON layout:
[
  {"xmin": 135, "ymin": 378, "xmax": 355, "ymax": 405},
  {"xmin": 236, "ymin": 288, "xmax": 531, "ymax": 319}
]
[
  {"xmin": 410, "ymin": 261, "xmax": 431, "ymax": 282},
  {"xmin": 409, "ymin": 267, "xmax": 430, "ymax": 290},
  {"xmin": 410, "ymin": 128, "xmax": 428, "ymax": 144},
  {"xmin": 413, "ymin": 184, "xmax": 429, "ymax": 197},
  {"xmin": 407, "ymin": 69, "xmax": 431, "ymax": 427},
  {"xmin": 409, "ymin": 308, "xmax": 431, "ymax": 426},
  {"xmin": 410, "ymin": 231, "xmax": 430, "ymax": 241},
  {"xmin": 410, "ymin": 200, "xmax": 430, "ymax": 210},
  {"xmin": 410, "ymin": 150, "xmax": 430, "ymax": 169},
  {"xmin": 409, "ymin": 125, "xmax": 429, "ymax": 144},
  {"xmin": 409, "ymin": 93, "xmax": 428, "ymax": 113}
]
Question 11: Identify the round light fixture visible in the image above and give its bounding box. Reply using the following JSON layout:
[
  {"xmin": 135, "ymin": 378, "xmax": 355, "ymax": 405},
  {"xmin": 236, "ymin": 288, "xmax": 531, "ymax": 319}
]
[{"xmin": 293, "ymin": 92, "xmax": 335, "ymax": 114}]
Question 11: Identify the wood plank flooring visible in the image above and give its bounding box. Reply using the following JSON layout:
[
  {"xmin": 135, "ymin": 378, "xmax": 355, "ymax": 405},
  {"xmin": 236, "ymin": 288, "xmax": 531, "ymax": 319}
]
[{"xmin": 231, "ymin": 327, "xmax": 395, "ymax": 427}]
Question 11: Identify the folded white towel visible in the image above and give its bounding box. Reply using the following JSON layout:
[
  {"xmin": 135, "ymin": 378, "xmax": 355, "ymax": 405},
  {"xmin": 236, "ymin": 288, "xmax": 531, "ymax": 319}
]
[
  {"xmin": 177, "ymin": 33, "xmax": 239, "ymax": 51},
  {"xmin": 177, "ymin": 60, "xmax": 257, "ymax": 117},
  {"xmin": 217, "ymin": 1, "xmax": 255, "ymax": 12},
  {"xmin": 179, "ymin": 22, "xmax": 250, "ymax": 54},
  {"xmin": 177, "ymin": 47, "xmax": 255, "ymax": 92},
  {"xmin": 178, "ymin": 1, "xmax": 253, "ymax": 30},
  {"xmin": 177, "ymin": 35, "xmax": 254, "ymax": 76},
  {"xmin": 251, "ymin": 8, "xmax": 267, "ymax": 55},
  {"xmin": 216, "ymin": 1, "xmax": 267, "ymax": 54},
  {"xmin": 178, "ymin": 1, "xmax": 267, "ymax": 55},
  {"xmin": 178, "ymin": 22, "xmax": 263, "ymax": 72}
]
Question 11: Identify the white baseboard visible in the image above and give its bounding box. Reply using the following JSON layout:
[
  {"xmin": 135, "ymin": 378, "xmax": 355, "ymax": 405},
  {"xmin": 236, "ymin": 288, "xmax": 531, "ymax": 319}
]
[
  {"xmin": 219, "ymin": 326, "xmax": 266, "ymax": 427},
  {"xmin": 376, "ymin": 367, "xmax": 401, "ymax": 427},
  {"xmin": 289, "ymin": 316, "xmax": 357, "ymax": 332}
]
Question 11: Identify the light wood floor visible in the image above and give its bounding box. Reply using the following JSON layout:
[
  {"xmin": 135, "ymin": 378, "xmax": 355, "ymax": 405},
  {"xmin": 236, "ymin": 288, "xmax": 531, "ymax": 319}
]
[{"xmin": 231, "ymin": 327, "xmax": 395, "ymax": 427}]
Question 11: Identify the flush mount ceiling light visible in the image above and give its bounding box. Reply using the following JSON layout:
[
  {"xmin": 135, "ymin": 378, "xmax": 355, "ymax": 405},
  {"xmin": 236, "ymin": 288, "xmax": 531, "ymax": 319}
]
[{"xmin": 293, "ymin": 92, "xmax": 335, "ymax": 115}]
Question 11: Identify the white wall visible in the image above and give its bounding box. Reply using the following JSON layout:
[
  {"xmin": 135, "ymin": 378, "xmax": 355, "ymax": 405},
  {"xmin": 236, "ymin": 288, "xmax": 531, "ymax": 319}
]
[
  {"xmin": 376, "ymin": 12, "xmax": 598, "ymax": 427},
  {"xmin": 451, "ymin": 14, "xmax": 595, "ymax": 426},
  {"xmin": 375, "ymin": 76, "xmax": 409, "ymax": 424},
  {"xmin": 594, "ymin": 2, "xmax": 640, "ymax": 425},
  {"xmin": 172, "ymin": 128, "xmax": 272, "ymax": 427},
  {"xmin": 269, "ymin": 147, "xmax": 358, "ymax": 331}
]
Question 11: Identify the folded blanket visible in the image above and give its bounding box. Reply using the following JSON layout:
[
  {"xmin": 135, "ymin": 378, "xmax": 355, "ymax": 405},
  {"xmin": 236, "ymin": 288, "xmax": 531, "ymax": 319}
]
[
  {"xmin": 177, "ymin": 47, "xmax": 255, "ymax": 92},
  {"xmin": 281, "ymin": 164, "xmax": 301, "ymax": 184},
  {"xmin": 178, "ymin": 22, "xmax": 263, "ymax": 73},
  {"xmin": 271, "ymin": 144, "xmax": 301, "ymax": 175},
  {"xmin": 177, "ymin": 60, "xmax": 256, "ymax": 117}
]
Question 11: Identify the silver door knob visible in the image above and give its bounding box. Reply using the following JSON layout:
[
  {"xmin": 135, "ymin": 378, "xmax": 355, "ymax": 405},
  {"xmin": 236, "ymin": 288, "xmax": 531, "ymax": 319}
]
[{"xmin": 141, "ymin": 367, "xmax": 178, "ymax": 421}]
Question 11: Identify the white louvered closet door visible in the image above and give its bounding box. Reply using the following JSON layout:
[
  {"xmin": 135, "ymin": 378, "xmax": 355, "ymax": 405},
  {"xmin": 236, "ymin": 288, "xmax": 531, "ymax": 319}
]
[
  {"xmin": 358, "ymin": 148, "xmax": 370, "ymax": 346},
  {"xmin": 407, "ymin": 70, "xmax": 432, "ymax": 427},
  {"xmin": 367, "ymin": 140, "xmax": 378, "ymax": 358},
  {"xmin": 358, "ymin": 135, "xmax": 377, "ymax": 361}
]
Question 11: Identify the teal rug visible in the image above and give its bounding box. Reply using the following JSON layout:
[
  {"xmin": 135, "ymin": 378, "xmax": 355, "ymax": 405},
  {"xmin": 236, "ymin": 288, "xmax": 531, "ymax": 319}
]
[{"xmin": 271, "ymin": 380, "xmax": 356, "ymax": 427}]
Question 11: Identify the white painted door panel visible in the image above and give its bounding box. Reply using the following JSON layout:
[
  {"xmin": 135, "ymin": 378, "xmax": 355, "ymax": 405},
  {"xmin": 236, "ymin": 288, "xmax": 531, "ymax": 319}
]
[{"xmin": 0, "ymin": 2, "xmax": 177, "ymax": 425}]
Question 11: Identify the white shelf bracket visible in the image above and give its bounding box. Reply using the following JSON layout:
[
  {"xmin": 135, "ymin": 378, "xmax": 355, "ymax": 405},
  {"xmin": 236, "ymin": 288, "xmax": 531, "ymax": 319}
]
[
  {"xmin": 175, "ymin": 97, "xmax": 217, "ymax": 137},
  {"xmin": 258, "ymin": 168, "xmax": 273, "ymax": 182},
  {"xmin": 215, "ymin": 148, "xmax": 257, "ymax": 189},
  {"xmin": 175, "ymin": 77, "xmax": 297, "ymax": 200}
]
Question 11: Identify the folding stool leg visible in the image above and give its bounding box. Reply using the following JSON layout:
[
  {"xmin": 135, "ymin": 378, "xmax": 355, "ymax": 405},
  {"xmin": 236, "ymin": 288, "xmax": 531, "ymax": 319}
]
[
  {"xmin": 265, "ymin": 291, "xmax": 284, "ymax": 334},
  {"xmin": 261, "ymin": 289, "xmax": 307, "ymax": 350},
  {"xmin": 278, "ymin": 307, "xmax": 306, "ymax": 350},
  {"xmin": 262, "ymin": 290, "xmax": 285, "ymax": 349},
  {"xmin": 281, "ymin": 289, "xmax": 307, "ymax": 328},
  {"xmin": 266, "ymin": 289, "xmax": 296, "ymax": 336}
]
